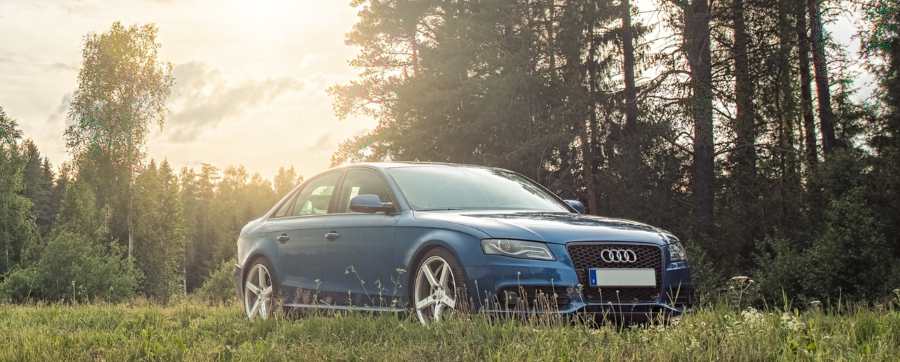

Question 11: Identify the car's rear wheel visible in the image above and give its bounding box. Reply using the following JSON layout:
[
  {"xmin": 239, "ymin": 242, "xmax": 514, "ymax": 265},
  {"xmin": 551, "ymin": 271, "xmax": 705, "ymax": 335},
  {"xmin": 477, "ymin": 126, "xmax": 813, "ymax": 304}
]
[
  {"xmin": 412, "ymin": 248, "xmax": 467, "ymax": 325},
  {"xmin": 243, "ymin": 258, "xmax": 278, "ymax": 320}
]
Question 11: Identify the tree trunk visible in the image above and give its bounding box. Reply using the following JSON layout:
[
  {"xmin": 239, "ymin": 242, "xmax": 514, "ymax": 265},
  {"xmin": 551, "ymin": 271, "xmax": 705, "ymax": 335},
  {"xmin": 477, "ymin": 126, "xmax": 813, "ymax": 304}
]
[
  {"xmin": 807, "ymin": 0, "xmax": 837, "ymax": 156},
  {"xmin": 732, "ymin": 0, "xmax": 757, "ymax": 185},
  {"xmin": 776, "ymin": 0, "xmax": 803, "ymax": 238},
  {"xmin": 583, "ymin": 14, "xmax": 600, "ymax": 215},
  {"xmin": 622, "ymin": 0, "xmax": 641, "ymax": 178},
  {"xmin": 731, "ymin": 0, "xmax": 758, "ymax": 257},
  {"xmin": 798, "ymin": 0, "xmax": 818, "ymax": 171},
  {"xmin": 683, "ymin": 0, "xmax": 716, "ymax": 238}
]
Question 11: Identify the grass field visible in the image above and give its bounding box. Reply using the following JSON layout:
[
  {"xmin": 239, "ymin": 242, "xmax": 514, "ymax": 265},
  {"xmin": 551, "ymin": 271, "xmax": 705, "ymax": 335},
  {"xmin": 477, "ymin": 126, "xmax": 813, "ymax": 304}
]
[{"xmin": 1, "ymin": 302, "xmax": 898, "ymax": 361}]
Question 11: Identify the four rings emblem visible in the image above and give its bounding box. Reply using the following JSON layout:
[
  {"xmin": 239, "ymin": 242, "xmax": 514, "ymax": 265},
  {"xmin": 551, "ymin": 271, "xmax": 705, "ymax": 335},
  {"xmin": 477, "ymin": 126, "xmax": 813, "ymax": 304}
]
[{"xmin": 600, "ymin": 249, "xmax": 638, "ymax": 263}]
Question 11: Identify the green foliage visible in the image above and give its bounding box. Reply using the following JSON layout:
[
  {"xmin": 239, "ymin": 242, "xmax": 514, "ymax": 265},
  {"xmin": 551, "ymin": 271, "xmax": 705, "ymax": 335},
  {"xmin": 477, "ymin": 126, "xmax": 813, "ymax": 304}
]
[
  {"xmin": 756, "ymin": 188, "xmax": 897, "ymax": 304},
  {"xmin": 181, "ymin": 164, "xmax": 278, "ymax": 292},
  {"xmin": 0, "ymin": 107, "xmax": 39, "ymax": 275},
  {"xmin": 195, "ymin": 260, "xmax": 237, "ymax": 305},
  {"xmin": 805, "ymin": 189, "xmax": 894, "ymax": 300},
  {"xmin": 273, "ymin": 166, "xmax": 303, "ymax": 197},
  {"xmin": 0, "ymin": 304, "xmax": 899, "ymax": 361},
  {"xmin": 0, "ymin": 231, "xmax": 139, "ymax": 303},
  {"xmin": 64, "ymin": 21, "xmax": 174, "ymax": 256},
  {"xmin": 133, "ymin": 160, "xmax": 186, "ymax": 301},
  {"xmin": 55, "ymin": 179, "xmax": 108, "ymax": 240},
  {"xmin": 21, "ymin": 140, "xmax": 56, "ymax": 236}
]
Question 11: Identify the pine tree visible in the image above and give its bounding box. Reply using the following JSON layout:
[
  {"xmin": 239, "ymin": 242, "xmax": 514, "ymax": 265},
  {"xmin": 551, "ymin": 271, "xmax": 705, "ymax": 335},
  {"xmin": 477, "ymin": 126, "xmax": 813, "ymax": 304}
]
[
  {"xmin": 0, "ymin": 108, "xmax": 38, "ymax": 274},
  {"xmin": 21, "ymin": 140, "xmax": 55, "ymax": 236},
  {"xmin": 274, "ymin": 166, "xmax": 302, "ymax": 197}
]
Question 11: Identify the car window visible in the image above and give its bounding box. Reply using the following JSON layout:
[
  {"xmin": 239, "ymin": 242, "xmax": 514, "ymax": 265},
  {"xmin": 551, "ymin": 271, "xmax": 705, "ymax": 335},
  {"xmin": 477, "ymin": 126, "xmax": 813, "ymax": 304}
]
[
  {"xmin": 272, "ymin": 190, "xmax": 299, "ymax": 218},
  {"xmin": 337, "ymin": 169, "xmax": 394, "ymax": 213},
  {"xmin": 386, "ymin": 166, "xmax": 569, "ymax": 212},
  {"xmin": 286, "ymin": 171, "xmax": 342, "ymax": 217}
]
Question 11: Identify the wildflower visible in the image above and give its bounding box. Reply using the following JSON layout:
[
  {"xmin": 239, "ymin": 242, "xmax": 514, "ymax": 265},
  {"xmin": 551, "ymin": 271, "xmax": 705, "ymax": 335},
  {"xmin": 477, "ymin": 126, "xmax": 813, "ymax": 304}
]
[{"xmin": 741, "ymin": 307, "xmax": 764, "ymax": 326}]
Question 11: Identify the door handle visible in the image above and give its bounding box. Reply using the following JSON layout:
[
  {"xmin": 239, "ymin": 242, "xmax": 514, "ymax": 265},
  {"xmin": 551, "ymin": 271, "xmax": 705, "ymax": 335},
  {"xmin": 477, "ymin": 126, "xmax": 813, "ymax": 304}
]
[
  {"xmin": 324, "ymin": 231, "xmax": 340, "ymax": 241},
  {"xmin": 277, "ymin": 233, "xmax": 290, "ymax": 243}
]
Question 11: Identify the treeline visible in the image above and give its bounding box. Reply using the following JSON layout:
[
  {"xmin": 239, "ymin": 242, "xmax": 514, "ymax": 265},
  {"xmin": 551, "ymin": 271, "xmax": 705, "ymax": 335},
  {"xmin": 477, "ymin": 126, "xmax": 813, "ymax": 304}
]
[
  {"xmin": 0, "ymin": 23, "xmax": 303, "ymax": 302},
  {"xmin": 331, "ymin": 0, "xmax": 900, "ymax": 303}
]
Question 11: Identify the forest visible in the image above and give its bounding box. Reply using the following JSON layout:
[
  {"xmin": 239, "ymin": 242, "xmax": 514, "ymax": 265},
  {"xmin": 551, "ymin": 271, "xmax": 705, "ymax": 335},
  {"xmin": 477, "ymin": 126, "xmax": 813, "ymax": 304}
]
[{"xmin": 1, "ymin": 0, "xmax": 899, "ymax": 308}]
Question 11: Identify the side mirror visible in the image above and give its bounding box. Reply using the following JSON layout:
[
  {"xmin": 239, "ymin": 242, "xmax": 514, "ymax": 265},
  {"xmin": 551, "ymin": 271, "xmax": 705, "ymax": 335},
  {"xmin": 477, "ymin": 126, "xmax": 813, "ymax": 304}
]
[
  {"xmin": 564, "ymin": 199, "xmax": 586, "ymax": 214},
  {"xmin": 349, "ymin": 194, "xmax": 395, "ymax": 214}
]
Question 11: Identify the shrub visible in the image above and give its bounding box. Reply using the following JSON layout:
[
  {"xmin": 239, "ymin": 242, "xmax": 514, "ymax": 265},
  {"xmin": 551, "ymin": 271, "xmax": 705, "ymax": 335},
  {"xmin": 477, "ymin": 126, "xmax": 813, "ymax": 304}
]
[
  {"xmin": 0, "ymin": 231, "xmax": 140, "ymax": 303},
  {"xmin": 754, "ymin": 188, "xmax": 896, "ymax": 306},
  {"xmin": 682, "ymin": 240, "xmax": 724, "ymax": 304},
  {"xmin": 754, "ymin": 237, "xmax": 811, "ymax": 305},
  {"xmin": 804, "ymin": 189, "xmax": 893, "ymax": 301},
  {"xmin": 196, "ymin": 260, "xmax": 237, "ymax": 305}
]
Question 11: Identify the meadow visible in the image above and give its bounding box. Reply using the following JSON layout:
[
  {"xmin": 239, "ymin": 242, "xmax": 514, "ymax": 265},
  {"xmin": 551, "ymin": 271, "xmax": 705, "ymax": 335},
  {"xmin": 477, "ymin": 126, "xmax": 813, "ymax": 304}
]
[{"xmin": 1, "ymin": 302, "xmax": 898, "ymax": 361}]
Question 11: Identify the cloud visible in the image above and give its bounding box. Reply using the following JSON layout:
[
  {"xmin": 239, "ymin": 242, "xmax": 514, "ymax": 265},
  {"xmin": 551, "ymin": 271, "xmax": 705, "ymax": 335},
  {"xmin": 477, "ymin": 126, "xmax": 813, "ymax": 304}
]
[
  {"xmin": 46, "ymin": 93, "xmax": 72, "ymax": 125},
  {"xmin": 46, "ymin": 62, "xmax": 76, "ymax": 71},
  {"xmin": 305, "ymin": 132, "xmax": 335, "ymax": 153},
  {"xmin": 166, "ymin": 62, "xmax": 303, "ymax": 142}
]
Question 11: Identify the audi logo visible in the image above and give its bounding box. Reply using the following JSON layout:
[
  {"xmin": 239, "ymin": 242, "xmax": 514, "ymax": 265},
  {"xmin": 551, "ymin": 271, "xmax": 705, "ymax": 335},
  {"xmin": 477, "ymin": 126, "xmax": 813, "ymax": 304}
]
[{"xmin": 600, "ymin": 249, "xmax": 638, "ymax": 263}]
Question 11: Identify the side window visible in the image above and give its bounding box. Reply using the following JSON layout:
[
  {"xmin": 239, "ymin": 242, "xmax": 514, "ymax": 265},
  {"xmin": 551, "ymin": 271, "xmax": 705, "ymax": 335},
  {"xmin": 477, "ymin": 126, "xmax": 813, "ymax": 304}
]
[
  {"xmin": 337, "ymin": 169, "xmax": 395, "ymax": 213},
  {"xmin": 272, "ymin": 191, "xmax": 298, "ymax": 218},
  {"xmin": 288, "ymin": 171, "xmax": 342, "ymax": 217}
]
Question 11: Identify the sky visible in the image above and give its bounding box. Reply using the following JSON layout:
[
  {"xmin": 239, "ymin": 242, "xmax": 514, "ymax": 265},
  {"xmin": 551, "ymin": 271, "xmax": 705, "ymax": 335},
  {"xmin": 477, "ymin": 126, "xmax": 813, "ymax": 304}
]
[
  {"xmin": 0, "ymin": 0, "xmax": 376, "ymax": 179},
  {"xmin": 0, "ymin": 0, "xmax": 873, "ymax": 180}
]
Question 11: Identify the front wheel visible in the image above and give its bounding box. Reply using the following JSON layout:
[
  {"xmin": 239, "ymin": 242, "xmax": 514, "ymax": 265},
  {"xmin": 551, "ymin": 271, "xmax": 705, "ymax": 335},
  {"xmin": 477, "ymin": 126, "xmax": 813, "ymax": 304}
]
[
  {"xmin": 243, "ymin": 259, "xmax": 277, "ymax": 320},
  {"xmin": 412, "ymin": 248, "xmax": 467, "ymax": 325}
]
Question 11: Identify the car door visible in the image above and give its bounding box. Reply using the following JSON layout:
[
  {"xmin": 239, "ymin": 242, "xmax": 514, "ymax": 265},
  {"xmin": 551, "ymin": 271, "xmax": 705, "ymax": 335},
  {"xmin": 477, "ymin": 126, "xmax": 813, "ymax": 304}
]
[
  {"xmin": 327, "ymin": 168, "xmax": 403, "ymax": 308},
  {"xmin": 265, "ymin": 169, "xmax": 345, "ymax": 306}
]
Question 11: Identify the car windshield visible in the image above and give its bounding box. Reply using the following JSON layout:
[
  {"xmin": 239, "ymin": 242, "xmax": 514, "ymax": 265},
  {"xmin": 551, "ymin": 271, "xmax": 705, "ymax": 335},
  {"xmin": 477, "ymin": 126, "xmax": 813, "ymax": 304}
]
[{"xmin": 386, "ymin": 166, "xmax": 570, "ymax": 212}]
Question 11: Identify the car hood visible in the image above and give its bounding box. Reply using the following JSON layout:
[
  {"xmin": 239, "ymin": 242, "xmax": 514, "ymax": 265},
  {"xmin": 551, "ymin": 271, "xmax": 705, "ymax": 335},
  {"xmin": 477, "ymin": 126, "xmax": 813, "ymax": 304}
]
[{"xmin": 414, "ymin": 210, "xmax": 669, "ymax": 245}]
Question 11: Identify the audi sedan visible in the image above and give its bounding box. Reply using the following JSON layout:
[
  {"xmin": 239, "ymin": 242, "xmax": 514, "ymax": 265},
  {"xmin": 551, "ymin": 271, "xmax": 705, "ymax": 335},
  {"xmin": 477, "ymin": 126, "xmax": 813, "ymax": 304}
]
[{"xmin": 234, "ymin": 163, "xmax": 692, "ymax": 324}]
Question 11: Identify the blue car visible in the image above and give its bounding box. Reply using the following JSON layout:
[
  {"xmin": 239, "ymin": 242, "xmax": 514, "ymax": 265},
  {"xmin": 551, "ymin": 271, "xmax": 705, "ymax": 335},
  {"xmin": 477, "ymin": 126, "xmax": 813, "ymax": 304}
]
[{"xmin": 235, "ymin": 163, "xmax": 692, "ymax": 324}]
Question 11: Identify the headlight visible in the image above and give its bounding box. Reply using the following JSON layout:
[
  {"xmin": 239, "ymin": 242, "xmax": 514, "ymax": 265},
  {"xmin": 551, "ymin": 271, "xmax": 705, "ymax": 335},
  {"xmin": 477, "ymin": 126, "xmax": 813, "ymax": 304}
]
[
  {"xmin": 667, "ymin": 239, "xmax": 688, "ymax": 262},
  {"xmin": 481, "ymin": 239, "xmax": 554, "ymax": 260}
]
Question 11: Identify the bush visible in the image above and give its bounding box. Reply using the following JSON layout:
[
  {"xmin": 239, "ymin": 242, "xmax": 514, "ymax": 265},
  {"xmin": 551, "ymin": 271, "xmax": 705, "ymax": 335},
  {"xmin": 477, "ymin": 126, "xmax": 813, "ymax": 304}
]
[
  {"xmin": 195, "ymin": 260, "xmax": 237, "ymax": 305},
  {"xmin": 0, "ymin": 231, "xmax": 140, "ymax": 303},
  {"xmin": 682, "ymin": 240, "xmax": 724, "ymax": 304},
  {"xmin": 755, "ymin": 189, "xmax": 897, "ymax": 306},
  {"xmin": 754, "ymin": 238, "xmax": 811, "ymax": 305},
  {"xmin": 804, "ymin": 189, "xmax": 894, "ymax": 301}
]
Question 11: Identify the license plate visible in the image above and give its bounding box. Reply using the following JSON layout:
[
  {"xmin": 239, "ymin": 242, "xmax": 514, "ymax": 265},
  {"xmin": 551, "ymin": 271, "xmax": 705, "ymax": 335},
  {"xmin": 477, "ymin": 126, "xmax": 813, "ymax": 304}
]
[{"xmin": 588, "ymin": 268, "xmax": 656, "ymax": 287}]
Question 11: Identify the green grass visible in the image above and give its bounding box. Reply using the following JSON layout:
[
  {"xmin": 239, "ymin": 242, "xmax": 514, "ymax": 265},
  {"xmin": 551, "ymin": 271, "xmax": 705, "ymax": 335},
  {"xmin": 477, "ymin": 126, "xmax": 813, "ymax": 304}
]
[{"xmin": 0, "ymin": 303, "xmax": 898, "ymax": 361}]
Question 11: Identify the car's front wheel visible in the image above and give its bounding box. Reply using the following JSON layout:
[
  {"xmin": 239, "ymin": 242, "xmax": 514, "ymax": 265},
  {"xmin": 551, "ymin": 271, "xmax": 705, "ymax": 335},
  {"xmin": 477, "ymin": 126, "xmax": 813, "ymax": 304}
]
[
  {"xmin": 412, "ymin": 248, "xmax": 467, "ymax": 324},
  {"xmin": 243, "ymin": 258, "xmax": 277, "ymax": 320}
]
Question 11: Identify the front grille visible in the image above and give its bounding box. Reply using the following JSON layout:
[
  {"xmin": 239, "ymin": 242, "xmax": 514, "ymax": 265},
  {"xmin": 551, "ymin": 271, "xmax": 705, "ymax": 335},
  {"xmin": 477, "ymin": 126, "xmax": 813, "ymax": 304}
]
[{"xmin": 567, "ymin": 243, "xmax": 663, "ymax": 303}]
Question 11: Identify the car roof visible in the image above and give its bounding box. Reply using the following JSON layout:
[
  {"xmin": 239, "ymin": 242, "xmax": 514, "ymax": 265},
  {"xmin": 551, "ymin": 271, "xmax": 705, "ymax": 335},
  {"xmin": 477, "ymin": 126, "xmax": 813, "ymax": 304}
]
[{"xmin": 342, "ymin": 161, "xmax": 500, "ymax": 170}]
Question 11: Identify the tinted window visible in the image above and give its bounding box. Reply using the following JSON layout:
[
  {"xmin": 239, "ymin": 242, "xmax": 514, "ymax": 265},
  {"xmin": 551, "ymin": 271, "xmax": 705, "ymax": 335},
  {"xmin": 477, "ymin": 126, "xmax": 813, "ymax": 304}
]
[
  {"xmin": 336, "ymin": 169, "xmax": 395, "ymax": 213},
  {"xmin": 286, "ymin": 171, "xmax": 341, "ymax": 217},
  {"xmin": 272, "ymin": 191, "xmax": 299, "ymax": 218},
  {"xmin": 386, "ymin": 166, "xmax": 569, "ymax": 212}
]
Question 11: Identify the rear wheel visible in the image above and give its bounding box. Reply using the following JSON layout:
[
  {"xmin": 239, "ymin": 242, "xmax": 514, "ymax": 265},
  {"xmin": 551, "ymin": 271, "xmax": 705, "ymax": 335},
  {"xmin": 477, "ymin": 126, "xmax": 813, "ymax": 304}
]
[
  {"xmin": 412, "ymin": 248, "xmax": 467, "ymax": 325},
  {"xmin": 243, "ymin": 258, "xmax": 278, "ymax": 320}
]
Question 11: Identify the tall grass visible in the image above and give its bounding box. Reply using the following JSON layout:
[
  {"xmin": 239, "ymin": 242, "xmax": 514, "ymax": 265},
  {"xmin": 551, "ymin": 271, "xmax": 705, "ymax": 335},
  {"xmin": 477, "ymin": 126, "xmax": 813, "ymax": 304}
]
[{"xmin": 1, "ymin": 301, "xmax": 898, "ymax": 361}]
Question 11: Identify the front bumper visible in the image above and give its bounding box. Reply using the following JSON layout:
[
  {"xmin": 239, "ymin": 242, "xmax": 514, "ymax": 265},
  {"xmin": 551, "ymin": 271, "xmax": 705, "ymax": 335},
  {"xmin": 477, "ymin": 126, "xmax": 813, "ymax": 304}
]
[{"xmin": 464, "ymin": 243, "xmax": 693, "ymax": 319}]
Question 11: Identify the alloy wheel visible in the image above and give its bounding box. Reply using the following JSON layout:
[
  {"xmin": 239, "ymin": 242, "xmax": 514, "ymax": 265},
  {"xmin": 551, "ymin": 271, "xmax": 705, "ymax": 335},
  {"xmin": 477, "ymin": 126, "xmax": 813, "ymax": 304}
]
[
  {"xmin": 244, "ymin": 263, "xmax": 274, "ymax": 320},
  {"xmin": 414, "ymin": 255, "xmax": 458, "ymax": 324}
]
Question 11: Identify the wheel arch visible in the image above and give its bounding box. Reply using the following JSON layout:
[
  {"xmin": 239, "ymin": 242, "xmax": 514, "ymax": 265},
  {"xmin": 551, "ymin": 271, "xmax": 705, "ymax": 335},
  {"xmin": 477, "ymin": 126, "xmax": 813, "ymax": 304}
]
[{"xmin": 238, "ymin": 241, "xmax": 281, "ymax": 293}]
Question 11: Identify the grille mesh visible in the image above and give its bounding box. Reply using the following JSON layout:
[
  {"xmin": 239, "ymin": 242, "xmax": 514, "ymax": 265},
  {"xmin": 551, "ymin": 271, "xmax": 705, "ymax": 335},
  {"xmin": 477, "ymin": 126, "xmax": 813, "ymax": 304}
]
[{"xmin": 567, "ymin": 243, "xmax": 662, "ymax": 303}]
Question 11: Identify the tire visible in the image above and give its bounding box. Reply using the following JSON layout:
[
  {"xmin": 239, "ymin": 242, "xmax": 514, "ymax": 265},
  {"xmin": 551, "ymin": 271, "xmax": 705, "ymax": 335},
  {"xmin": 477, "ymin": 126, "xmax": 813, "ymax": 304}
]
[
  {"xmin": 242, "ymin": 257, "xmax": 281, "ymax": 320},
  {"xmin": 411, "ymin": 247, "xmax": 468, "ymax": 324}
]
